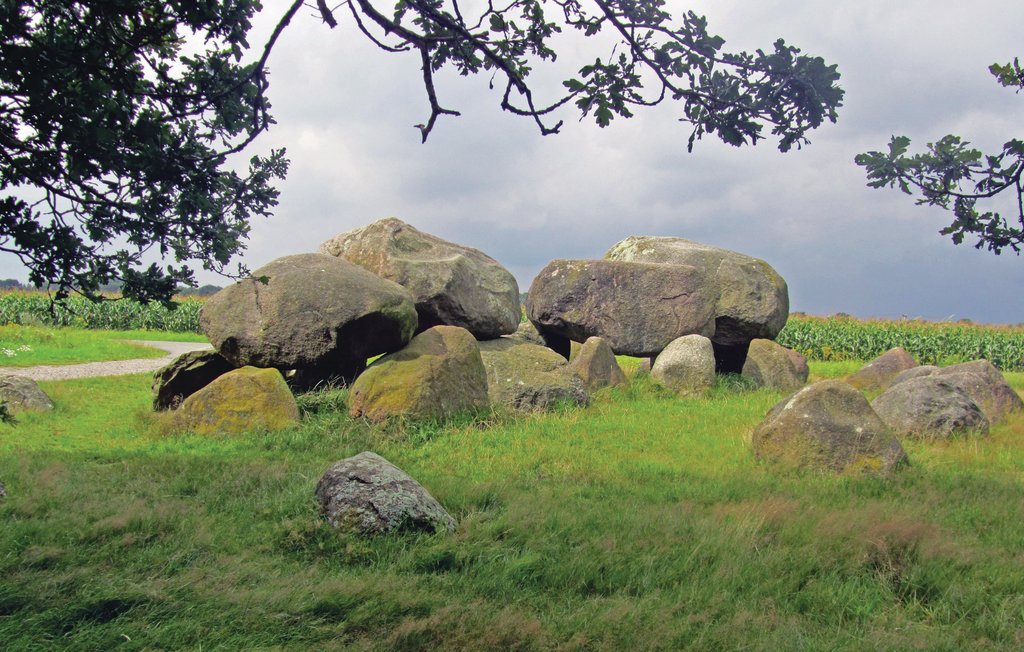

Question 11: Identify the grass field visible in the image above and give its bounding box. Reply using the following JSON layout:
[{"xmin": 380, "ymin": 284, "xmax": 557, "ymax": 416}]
[
  {"xmin": 2, "ymin": 334, "xmax": 1023, "ymax": 650},
  {"xmin": 0, "ymin": 325, "xmax": 206, "ymax": 368}
]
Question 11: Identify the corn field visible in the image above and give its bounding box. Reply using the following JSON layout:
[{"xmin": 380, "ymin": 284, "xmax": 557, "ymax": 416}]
[
  {"xmin": 0, "ymin": 292, "xmax": 202, "ymax": 333},
  {"xmin": 778, "ymin": 315, "xmax": 1024, "ymax": 371}
]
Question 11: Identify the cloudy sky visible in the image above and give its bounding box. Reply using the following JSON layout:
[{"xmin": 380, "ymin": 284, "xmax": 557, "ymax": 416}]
[{"xmin": 10, "ymin": 1, "xmax": 1024, "ymax": 323}]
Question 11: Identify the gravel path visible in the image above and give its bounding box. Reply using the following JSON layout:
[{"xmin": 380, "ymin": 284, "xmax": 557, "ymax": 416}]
[{"xmin": 1, "ymin": 341, "xmax": 213, "ymax": 382}]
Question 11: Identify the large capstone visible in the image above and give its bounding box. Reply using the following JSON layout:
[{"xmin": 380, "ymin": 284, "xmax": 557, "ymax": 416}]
[
  {"xmin": 316, "ymin": 451, "xmax": 456, "ymax": 535},
  {"xmin": 348, "ymin": 325, "xmax": 489, "ymax": 422},
  {"xmin": 320, "ymin": 218, "xmax": 520, "ymax": 339},
  {"xmin": 525, "ymin": 259, "xmax": 717, "ymax": 358},
  {"xmin": 752, "ymin": 380, "xmax": 908, "ymax": 476},
  {"xmin": 604, "ymin": 236, "xmax": 789, "ymax": 352},
  {"xmin": 200, "ymin": 253, "xmax": 418, "ymax": 377}
]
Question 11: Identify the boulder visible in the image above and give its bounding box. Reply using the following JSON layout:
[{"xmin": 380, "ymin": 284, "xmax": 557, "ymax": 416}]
[
  {"xmin": 526, "ymin": 259, "xmax": 717, "ymax": 358},
  {"xmin": 509, "ymin": 320, "xmax": 547, "ymax": 346},
  {"xmin": 650, "ymin": 335, "xmax": 716, "ymax": 396},
  {"xmin": 890, "ymin": 365, "xmax": 940, "ymax": 387},
  {"xmin": 200, "ymin": 253, "xmax": 417, "ymax": 378},
  {"xmin": 933, "ymin": 360, "xmax": 1023, "ymax": 425},
  {"xmin": 316, "ymin": 451, "xmax": 456, "ymax": 535},
  {"xmin": 741, "ymin": 339, "xmax": 807, "ymax": 392},
  {"xmin": 478, "ymin": 338, "xmax": 588, "ymax": 411},
  {"xmin": 178, "ymin": 366, "xmax": 299, "ymax": 435},
  {"xmin": 845, "ymin": 348, "xmax": 917, "ymax": 391},
  {"xmin": 569, "ymin": 336, "xmax": 629, "ymax": 393},
  {"xmin": 604, "ymin": 236, "xmax": 789, "ymax": 348},
  {"xmin": 871, "ymin": 376, "xmax": 989, "ymax": 440},
  {"xmin": 752, "ymin": 380, "xmax": 908, "ymax": 476},
  {"xmin": 152, "ymin": 350, "xmax": 235, "ymax": 410},
  {"xmin": 0, "ymin": 374, "xmax": 54, "ymax": 412},
  {"xmin": 320, "ymin": 218, "xmax": 520, "ymax": 339},
  {"xmin": 785, "ymin": 348, "xmax": 810, "ymax": 382},
  {"xmin": 348, "ymin": 326, "xmax": 489, "ymax": 422}
]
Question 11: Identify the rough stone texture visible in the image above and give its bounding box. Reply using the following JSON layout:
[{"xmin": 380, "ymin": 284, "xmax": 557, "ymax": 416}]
[
  {"xmin": 845, "ymin": 348, "xmax": 918, "ymax": 391},
  {"xmin": 200, "ymin": 253, "xmax": 417, "ymax": 374},
  {"xmin": 570, "ymin": 336, "xmax": 629, "ymax": 393},
  {"xmin": 785, "ymin": 348, "xmax": 810, "ymax": 383},
  {"xmin": 316, "ymin": 451, "xmax": 456, "ymax": 535},
  {"xmin": 526, "ymin": 259, "xmax": 717, "ymax": 358},
  {"xmin": 478, "ymin": 338, "xmax": 589, "ymax": 411},
  {"xmin": 178, "ymin": 366, "xmax": 299, "ymax": 435},
  {"xmin": 890, "ymin": 365, "xmax": 940, "ymax": 387},
  {"xmin": 604, "ymin": 236, "xmax": 789, "ymax": 347},
  {"xmin": 152, "ymin": 350, "xmax": 235, "ymax": 410},
  {"xmin": 871, "ymin": 376, "xmax": 989, "ymax": 440},
  {"xmin": 320, "ymin": 218, "xmax": 520, "ymax": 339},
  {"xmin": 509, "ymin": 320, "xmax": 547, "ymax": 346},
  {"xmin": 752, "ymin": 380, "xmax": 908, "ymax": 476},
  {"xmin": 636, "ymin": 357, "xmax": 653, "ymax": 375},
  {"xmin": 741, "ymin": 339, "xmax": 807, "ymax": 392},
  {"xmin": 650, "ymin": 335, "xmax": 717, "ymax": 396},
  {"xmin": 0, "ymin": 374, "xmax": 54, "ymax": 412},
  {"xmin": 933, "ymin": 360, "xmax": 1024, "ymax": 425},
  {"xmin": 348, "ymin": 326, "xmax": 489, "ymax": 422}
]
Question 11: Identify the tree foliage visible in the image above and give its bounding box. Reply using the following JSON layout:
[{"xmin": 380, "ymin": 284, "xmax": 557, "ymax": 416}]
[
  {"xmin": 856, "ymin": 58, "xmax": 1024, "ymax": 255},
  {"xmin": 0, "ymin": 0, "xmax": 844, "ymax": 304}
]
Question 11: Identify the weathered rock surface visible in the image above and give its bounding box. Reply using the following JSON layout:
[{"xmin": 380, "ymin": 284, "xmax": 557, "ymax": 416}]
[
  {"xmin": 650, "ymin": 335, "xmax": 716, "ymax": 396},
  {"xmin": 509, "ymin": 320, "xmax": 547, "ymax": 346},
  {"xmin": 526, "ymin": 259, "xmax": 717, "ymax": 358},
  {"xmin": 890, "ymin": 365, "xmax": 940, "ymax": 387},
  {"xmin": 933, "ymin": 360, "xmax": 1024, "ymax": 425},
  {"xmin": 178, "ymin": 366, "xmax": 299, "ymax": 435},
  {"xmin": 871, "ymin": 376, "xmax": 989, "ymax": 440},
  {"xmin": 785, "ymin": 348, "xmax": 810, "ymax": 383},
  {"xmin": 569, "ymin": 336, "xmax": 629, "ymax": 393},
  {"xmin": 152, "ymin": 350, "xmax": 235, "ymax": 410},
  {"xmin": 316, "ymin": 451, "xmax": 456, "ymax": 535},
  {"xmin": 200, "ymin": 253, "xmax": 417, "ymax": 376},
  {"xmin": 752, "ymin": 380, "xmax": 908, "ymax": 476},
  {"xmin": 604, "ymin": 236, "xmax": 789, "ymax": 347},
  {"xmin": 348, "ymin": 326, "xmax": 489, "ymax": 422},
  {"xmin": 845, "ymin": 348, "xmax": 918, "ymax": 391},
  {"xmin": 741, "ymin": 339, "xmax": 807, "ymax": 392},
  {"xmin": 320, "ymin": 218, "xmax": 520, "ymax": 339},
  {"xmin": 478, "ymin": 338, "xmax": 588, "ymax": 411},
  {"xmin": 0, "ymin": 374, "xmax": 54, "ymax": 412}
]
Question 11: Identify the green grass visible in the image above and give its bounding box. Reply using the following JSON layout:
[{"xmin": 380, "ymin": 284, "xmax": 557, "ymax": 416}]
[
  {"xmin": 2, "ymin": 359, "xmax": 1023, "ymax": 650},
  {"xmin": 0, "ymin": 325, "xmax": 205, "ymax": 368}
]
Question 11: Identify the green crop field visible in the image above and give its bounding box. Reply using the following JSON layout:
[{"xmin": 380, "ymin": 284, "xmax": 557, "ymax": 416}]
[{"xmin": 1, "ymin": 324, "xmax": 1023, "ymax": 650}]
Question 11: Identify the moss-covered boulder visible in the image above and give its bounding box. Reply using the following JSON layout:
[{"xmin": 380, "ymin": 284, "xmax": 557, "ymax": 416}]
[
  {"xmin": 200, "ymin": 253, "xmax": 417, "ymax": 380},
  {"xmin": 570, "ymin": 336, "xmax": 629, "ymax": 393},
  {"xmin": 348, "ymin": 326, "xmax": 488, "ymax": 422},
  {"xmin": 316, "ymin": 451, "xmax": 456, "ymax": 535},
  {"xmin": 152, "ymin": 350, "xmax": 235, "ymax": 410},
  {"xmin": 0, "ymin": 374, "xmax": 54, "ymax": 413},
  {"xmin": 178, "ymin": 366, "xmax": 299, "ymax": 435},
  {"xmin": 871, "ymin": 376, "xmax": 989, "ymax": 440},
  {"xmin": 320, "ymin": 218, "xmax": 520, "ymax": 339},
  {"xmin": 478, "ymin": 337, "xmax": 588, "ymax": 411},
  {"xmin": 752, "ymin": 380, "xmax": 908, "ymax": 476},
  {"xmin": 650, "ymin": 334, "xmax": 716, "ymax": 396},
  {"xmin": 604, "ymin": 236, "xmax": 789, "ymax": 364},
  {"xmin": 741, "ymin": 339, "xmax": 807, "ymax": 392},
  {"xmin": 526, "ymin": 259, "xmax": 717, "ymax": 358},
  {"xmin": 845, "ymin": 347, "xmax": 917, "ymax": 391}
]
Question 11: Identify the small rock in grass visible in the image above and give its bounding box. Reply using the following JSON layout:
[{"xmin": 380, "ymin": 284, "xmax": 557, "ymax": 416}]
[
  {"xmin": 651, "ymin": 335, "xmax": 716, "ymax": 396},
  {"xmin": 569, "ymin": 336, "xmax": 628, "ymax": 393},
  {"xmin": 0, "ymin": 374, "xmax": 54, "ymax": 413},
  {"xmin": 845, "ymin": 348, "xmax": 917, "ymax": 391},
  {"xmin": 871, "ymin": 376, "xmax": 989, "ymax": 440},
  {"xmin": 316, "ymin": 451, "xmax": 456, "ymax": 535}
]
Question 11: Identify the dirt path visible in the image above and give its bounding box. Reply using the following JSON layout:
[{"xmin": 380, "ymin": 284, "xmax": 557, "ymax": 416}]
[{"xmin": 1, "ymin": 341, "xmax": 212, "ymax": 382}]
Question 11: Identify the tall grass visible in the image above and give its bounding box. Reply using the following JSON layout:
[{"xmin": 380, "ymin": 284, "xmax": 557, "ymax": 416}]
[{"xmin": 1, "ymin": 368, "xmax": 1023, "ymax": 649}]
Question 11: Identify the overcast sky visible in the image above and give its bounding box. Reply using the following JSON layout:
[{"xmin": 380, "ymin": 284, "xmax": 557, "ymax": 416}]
[{"xmin": 8, "ymin": 1, "xmax": 1024, "ymax": 323}]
